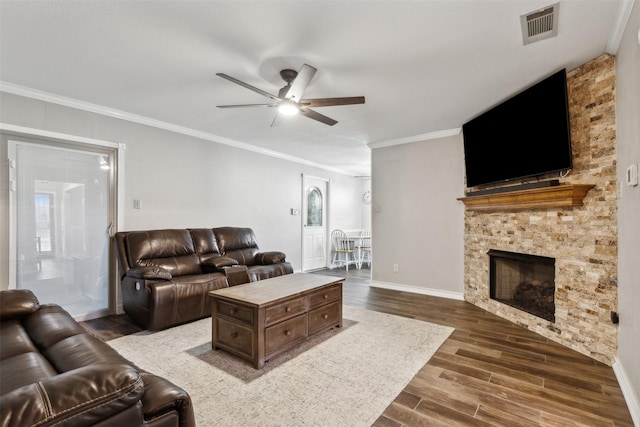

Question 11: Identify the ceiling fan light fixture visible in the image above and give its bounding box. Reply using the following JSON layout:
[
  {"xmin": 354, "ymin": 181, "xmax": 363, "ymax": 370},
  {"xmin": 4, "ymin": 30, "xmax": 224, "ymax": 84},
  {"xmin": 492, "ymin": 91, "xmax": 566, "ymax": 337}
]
[{"xmin": 278, "ymin": 103, "xmax": 299, "ymax": 115}]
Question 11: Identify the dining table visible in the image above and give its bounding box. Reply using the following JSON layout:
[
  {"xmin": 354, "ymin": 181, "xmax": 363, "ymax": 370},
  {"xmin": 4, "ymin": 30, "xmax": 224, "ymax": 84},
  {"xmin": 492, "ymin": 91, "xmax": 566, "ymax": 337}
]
[{"xmin": 343, "ymin": 232, "xmax": 371, "ymax": 269}]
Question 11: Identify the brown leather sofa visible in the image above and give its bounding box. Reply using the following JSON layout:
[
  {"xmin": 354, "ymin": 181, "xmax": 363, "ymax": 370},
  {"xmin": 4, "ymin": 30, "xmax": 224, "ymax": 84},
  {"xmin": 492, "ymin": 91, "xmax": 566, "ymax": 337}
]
[
  {"xmin": 0, "ymin": 289, "xmax": 195, "ymax": 427},
  {"xmin": 114, "ymin": 227, "xmax": 293, "ymax": 330}
]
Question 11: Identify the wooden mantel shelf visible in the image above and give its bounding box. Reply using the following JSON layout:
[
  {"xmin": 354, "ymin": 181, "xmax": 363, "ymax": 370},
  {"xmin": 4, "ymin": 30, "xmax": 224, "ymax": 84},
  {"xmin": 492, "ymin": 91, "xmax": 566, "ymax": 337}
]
[{"xmin": 457, "ymin": 184, "xmax": 595, "ymax": 211}]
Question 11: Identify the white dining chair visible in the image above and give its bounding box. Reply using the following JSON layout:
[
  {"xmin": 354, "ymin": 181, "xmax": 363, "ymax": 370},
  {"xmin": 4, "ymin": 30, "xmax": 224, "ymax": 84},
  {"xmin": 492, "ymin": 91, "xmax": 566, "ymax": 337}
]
[
  {"xmin": 331, "ymin": 229, "xmax": 357, "ymax": 271},
  {"xmin": 357, "ymin": 229, "xmax": 372, "ymax": 269}
]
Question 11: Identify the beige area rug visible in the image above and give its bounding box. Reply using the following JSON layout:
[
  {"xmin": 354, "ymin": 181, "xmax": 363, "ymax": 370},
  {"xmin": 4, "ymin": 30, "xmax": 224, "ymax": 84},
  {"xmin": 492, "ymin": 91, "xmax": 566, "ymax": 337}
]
[{"xmin": 108, "ymin": 306, "xmax": 454, "ymax": 427}]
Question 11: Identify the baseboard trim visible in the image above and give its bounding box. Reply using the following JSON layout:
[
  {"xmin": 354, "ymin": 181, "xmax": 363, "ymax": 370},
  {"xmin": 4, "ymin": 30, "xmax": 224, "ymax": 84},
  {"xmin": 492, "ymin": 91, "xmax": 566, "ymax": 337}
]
[
  {"xmin": 370, "ymin": 281, "xmax": 464, "ymax": 301},
  {"xmin": 613, "ymin": 356, "xmax": 640, "ymax": 426}
]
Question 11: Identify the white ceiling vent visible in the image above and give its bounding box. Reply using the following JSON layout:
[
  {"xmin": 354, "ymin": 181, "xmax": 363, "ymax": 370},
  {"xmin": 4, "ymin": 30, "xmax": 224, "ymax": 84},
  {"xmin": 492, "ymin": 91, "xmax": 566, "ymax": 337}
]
[{"xmin": 521, "ymin": 3, "xmax": 559, "ymax": 45}]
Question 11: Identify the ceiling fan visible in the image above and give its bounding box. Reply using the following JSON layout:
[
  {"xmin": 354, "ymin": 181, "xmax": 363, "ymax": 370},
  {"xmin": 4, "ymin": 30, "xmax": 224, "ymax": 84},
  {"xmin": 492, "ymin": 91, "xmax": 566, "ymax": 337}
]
[{"xmin": 216, "ymin": 64, "xmax": 365, "ymax": 127}]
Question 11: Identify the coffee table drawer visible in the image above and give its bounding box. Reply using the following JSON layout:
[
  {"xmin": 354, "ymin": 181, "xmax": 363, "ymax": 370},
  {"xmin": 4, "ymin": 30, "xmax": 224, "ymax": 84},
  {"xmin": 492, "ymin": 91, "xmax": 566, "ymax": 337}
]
[
  {"xmin": 216, "ymin": 300, "xmax": 254, "ymax": 325},
  {"xmin": 308, "ymin": 301, "xmax": 341, "ymax": 334},
  {"xmin": 309, "ymin": 285, "xmax": 341, "ymax": 308},
  {"xmin": 265, "ymin": 296, "xmax": 306, "ymax": 325},
  {"xmin": 215, "ymin": 317, "xmax": 254, "ymax": 358},
  {"xmin": 264, "ymin": 314, "xmax": 307, "ymax": 354}
]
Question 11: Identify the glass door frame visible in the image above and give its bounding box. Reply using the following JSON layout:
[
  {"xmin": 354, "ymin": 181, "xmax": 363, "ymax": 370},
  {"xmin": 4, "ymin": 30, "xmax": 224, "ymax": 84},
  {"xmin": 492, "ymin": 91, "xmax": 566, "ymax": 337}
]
[{"xmin": 3, "ymin": 124, "xmax": 125, "ymax": 320}]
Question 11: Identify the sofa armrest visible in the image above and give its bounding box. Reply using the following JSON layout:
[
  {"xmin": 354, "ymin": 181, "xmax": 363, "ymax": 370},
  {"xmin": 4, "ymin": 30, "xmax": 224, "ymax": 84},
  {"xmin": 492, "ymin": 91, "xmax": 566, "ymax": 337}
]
[
  {"xmin": 255, "ymin": 251, "xmax": 287, "ymax": 265},
  {"xmin": 127, "ymin": 266, "xmax": 172, "ymax": 280},
  {"xmin": 0, "ymin": 364, "xmax": 144, "ymax": 427},
  {"xmin": 202, "ymin": 256, "xmax": 239, "ymax": 269},
  {"xmin": 138, "ymin": 372, "xmax": 195, "ymax": 426}
]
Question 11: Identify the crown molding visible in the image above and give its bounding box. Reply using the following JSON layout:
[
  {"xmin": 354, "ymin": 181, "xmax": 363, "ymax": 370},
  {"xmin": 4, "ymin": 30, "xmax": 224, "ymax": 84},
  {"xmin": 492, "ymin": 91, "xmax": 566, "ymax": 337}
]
[
  {"xmin": 368, "ymin": 127, "xmax": 462, "ymax": 150},
  {"xmin": 0, "ymin": 81, "xmax": 357, "ymax": 176},
  {"xmin": 605, "ymin": 0, "xmax": 635, "ymax": 54}
]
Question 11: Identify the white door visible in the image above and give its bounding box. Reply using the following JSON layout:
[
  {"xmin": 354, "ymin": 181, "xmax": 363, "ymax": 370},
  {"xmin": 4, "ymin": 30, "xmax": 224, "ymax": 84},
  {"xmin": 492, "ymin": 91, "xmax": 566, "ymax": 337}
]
[
  {"xmin": 302, "ymin": 176, "xmax": 328, "ymax": 271},
  {"xmin": 8, "ymin": 138, "xmax": 115, "ymax": 320}
]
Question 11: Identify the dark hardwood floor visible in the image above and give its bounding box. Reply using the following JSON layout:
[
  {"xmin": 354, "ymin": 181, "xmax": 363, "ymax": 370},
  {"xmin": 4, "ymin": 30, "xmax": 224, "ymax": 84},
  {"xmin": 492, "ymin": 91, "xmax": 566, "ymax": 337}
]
[{"xmin": 82, "ymin": 268, "xmax": 633, "ymax": 426}]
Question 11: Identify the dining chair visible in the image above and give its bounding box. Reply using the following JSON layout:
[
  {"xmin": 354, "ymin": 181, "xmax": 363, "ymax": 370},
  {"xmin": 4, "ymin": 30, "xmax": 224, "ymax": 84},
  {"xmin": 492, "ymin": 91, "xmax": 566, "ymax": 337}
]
[
  {"xmin": 331, "ymin": 229, "xmax": 357, "ymax": 271},
  {"xmin": 358, "ymin": 229, "xmax": 372, "ymax": 269}
]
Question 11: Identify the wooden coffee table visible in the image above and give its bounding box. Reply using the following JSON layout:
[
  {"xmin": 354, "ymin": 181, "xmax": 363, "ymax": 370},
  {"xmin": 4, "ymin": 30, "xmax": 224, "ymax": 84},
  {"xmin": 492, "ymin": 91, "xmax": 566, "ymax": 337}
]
[{"xmin": 209, "ymin": 273, "xmax": 344, "ymax": 368}]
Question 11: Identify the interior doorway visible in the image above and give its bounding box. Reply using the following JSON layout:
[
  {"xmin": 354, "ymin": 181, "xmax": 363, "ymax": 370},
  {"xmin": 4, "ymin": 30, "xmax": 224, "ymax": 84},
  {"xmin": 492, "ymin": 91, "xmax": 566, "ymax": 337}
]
[{"xmin": 302, "ymin": 175, "xmax": 328, "ymax": 271}]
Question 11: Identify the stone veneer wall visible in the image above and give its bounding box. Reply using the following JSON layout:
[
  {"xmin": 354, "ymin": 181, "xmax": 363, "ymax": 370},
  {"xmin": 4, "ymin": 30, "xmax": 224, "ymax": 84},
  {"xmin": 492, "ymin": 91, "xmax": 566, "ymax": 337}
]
[{"xmin": 464, "ymin": 54, "xmax": 618, "ymax": 365}]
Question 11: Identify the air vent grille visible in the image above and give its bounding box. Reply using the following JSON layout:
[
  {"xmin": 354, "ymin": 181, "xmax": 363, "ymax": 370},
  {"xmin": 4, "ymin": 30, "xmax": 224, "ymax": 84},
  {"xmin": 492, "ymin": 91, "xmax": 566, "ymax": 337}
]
[{"xmin": 521, "ymin": 3, "xmax": 559, "ymax": 45}]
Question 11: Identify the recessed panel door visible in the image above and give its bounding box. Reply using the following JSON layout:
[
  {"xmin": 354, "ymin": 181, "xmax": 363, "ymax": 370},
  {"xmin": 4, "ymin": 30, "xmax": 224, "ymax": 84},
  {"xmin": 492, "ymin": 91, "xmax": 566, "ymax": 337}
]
[{"xmin": 302, "ymin": 176, "xmax": 328, "ymax": 271}]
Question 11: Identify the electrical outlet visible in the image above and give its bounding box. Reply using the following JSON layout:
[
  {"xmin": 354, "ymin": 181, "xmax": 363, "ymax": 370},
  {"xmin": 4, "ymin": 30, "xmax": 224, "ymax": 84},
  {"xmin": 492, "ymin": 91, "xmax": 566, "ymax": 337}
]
[
  {"xmin": 393, "ymin": 263, "xmax": 399, "ymax": 272},
  {"xmin": 133, "ymin": 199, "xmax": 141, "ymax": 209}
]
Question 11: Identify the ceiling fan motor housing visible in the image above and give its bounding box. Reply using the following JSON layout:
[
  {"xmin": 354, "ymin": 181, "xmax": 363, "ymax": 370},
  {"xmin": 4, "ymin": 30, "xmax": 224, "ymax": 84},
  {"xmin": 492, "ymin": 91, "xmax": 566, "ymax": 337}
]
[{"xmin": 280, "ymin": 69, "xmax": 298, "ymax": 84}]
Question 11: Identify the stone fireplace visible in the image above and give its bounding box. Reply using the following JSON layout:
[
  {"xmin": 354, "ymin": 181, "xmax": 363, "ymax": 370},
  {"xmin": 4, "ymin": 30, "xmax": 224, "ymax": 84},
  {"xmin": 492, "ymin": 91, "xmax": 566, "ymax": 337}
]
[
  {"xmin": 462, "ymin": 54, "xmax": 618, "ymax": 365},
  {"xmin": 489, "ymin": 250, "xmax": 555, "ymax": 323}
]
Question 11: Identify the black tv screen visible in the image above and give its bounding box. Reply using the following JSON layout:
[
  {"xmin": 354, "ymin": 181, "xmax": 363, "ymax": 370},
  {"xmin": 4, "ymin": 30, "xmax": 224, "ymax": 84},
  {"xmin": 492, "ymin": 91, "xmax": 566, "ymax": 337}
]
[{"xmin": 462, "ymin": 69, "xmax": 572, "ymax": 188}]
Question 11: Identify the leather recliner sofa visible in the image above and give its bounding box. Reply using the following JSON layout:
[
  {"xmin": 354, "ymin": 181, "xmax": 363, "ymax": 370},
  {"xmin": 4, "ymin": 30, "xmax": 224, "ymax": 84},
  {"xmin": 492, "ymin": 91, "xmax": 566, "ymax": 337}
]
[
  {"xmin": 0, "ymin": 289, "xmax": 195, "ymax": 427},
  {"xmin": 114, "ymin": 226, "xmax": 293, "ymax": 330}
]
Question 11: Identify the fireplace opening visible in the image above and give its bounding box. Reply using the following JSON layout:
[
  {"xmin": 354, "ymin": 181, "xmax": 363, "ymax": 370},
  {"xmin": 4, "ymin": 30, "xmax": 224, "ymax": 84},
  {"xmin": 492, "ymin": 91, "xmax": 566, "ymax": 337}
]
[{"xmin": 489, "ymin": 250, "xmax": 555, "ymax": 322}]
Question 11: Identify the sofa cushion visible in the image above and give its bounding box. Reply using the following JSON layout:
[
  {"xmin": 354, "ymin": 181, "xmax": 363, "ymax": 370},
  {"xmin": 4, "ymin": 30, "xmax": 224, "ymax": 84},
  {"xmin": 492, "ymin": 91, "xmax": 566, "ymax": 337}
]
[
  {"xmin": 0, "ymin": 352, "xmax": 57, "ymax": 393},
  {"xmin": 23, "ymin": 304, "xmax": 90, "ymax": 350},
  {"xmin": 189, "ymin": 228, "xmax": 221, "ymax": 259},
  {"xmin": 45, "ymin": 333, "xmax": 131, "ymax": 373},
  {"xmin": 0, "ymin": 320, "xmax": 38, "ymax": 360},
  {"xmin": 214, "ymin": 227, "xmax": 259, "ymax": 266},
  {"xmin": 126, "ymin": 230, "xmax": 202, "ymax": 276}
]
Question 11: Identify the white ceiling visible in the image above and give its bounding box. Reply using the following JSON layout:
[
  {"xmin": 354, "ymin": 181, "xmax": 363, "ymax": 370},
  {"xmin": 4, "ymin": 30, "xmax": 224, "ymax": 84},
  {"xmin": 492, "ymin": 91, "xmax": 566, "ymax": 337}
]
[{"xmin": 0, "ymin": 1, "xmax": 632, "ymax": 176}]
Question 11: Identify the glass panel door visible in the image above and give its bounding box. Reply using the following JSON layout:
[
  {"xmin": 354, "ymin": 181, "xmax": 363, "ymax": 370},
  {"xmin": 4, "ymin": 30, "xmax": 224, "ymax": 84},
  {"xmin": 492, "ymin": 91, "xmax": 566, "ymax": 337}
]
[{"xmin": 9, "ymin": 140, "xmax": 113, "ymax": 319}]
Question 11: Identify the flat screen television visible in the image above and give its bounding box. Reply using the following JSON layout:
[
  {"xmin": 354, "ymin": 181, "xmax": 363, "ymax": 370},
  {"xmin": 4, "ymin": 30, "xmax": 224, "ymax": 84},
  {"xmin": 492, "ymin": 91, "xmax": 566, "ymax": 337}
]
[{"xmin": 462, "ymin": 69, "xmax": 572, "ymax": 188}]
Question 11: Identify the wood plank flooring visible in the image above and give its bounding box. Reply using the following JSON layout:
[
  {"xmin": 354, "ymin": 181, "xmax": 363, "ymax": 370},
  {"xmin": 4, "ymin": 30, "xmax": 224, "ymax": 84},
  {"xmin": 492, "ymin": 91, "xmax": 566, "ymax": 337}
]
[{"xmin": 81, "ymin": 268, "xmax": 633, "ymax": 426}]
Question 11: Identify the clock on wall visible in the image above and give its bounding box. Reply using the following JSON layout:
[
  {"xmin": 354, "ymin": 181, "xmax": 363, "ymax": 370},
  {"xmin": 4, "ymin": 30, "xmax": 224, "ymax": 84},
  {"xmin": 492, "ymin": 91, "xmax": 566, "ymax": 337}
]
[{"xmin": 362, "ymin": 190, "xmax": 371, "ymax": 205}]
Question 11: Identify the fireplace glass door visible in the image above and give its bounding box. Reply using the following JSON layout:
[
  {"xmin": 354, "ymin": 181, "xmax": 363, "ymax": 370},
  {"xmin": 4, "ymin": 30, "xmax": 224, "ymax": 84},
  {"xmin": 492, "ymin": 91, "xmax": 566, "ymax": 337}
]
[{"xmin": 489, "ymin": 250, "xmax": 555, "ymax": 322}]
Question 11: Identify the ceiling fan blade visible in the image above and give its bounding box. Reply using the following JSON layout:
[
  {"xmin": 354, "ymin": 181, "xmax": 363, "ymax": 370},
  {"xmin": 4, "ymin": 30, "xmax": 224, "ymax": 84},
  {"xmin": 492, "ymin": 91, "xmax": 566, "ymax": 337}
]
[
  {"xmin": 216, "ymin": 73, "xmax": 281, "ymax": 101},
  {"xmin": 270, "ymin": 112, "xmax": 283, "ymax": 127},
  {"xmin": 285, "ymin": 64, "xmax": 317, "ymax": 102},
  {"xmin": 217, "ymin": 103, "xmax": 278, "ymax": 108},
  {"xmin": 299, "ymin": 96, "xmax": 365, "ymax": 108},
  {"xmin": 299, "ymin": 108, "xmax": 338, "ymax": 126}
]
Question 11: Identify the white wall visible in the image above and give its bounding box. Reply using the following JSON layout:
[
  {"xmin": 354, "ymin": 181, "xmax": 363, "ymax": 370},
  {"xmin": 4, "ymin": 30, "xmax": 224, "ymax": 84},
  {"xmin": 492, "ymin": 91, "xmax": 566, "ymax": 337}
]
[
  {"xmin": 614, "ymin": 2, "xmax": 640, "ymax": 424},
  {"xmin": 371, "ymin": 134, "xmax": 465, "ymax": 297},
  {"xmin": 0, "ymin": 92, "xmax": 365, "ymax": 292}
]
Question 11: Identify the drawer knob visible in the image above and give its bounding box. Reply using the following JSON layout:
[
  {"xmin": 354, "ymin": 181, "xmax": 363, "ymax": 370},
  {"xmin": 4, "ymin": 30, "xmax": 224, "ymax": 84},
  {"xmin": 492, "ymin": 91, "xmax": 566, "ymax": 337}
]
[
  {"xmin": 230, "ymin": 332, "xmax": 238, "ymax": 339},
  {"xmin": 323, "ymin": 314, "xmax": 329, "ymax": 319},
  {"xmin": 286, "ymin": 307, "xmax": 292, "ymax": 312},
  {"xmin": 285, "ymin": 330, "xmax": 291, "ymax": 336},
  {"xmin": 323, "ymin": 294, "xmax": 329, "ymax": 299},
  {"xmin": 230, "ymin": 308, "xmax": 236, "ymax": 314}
]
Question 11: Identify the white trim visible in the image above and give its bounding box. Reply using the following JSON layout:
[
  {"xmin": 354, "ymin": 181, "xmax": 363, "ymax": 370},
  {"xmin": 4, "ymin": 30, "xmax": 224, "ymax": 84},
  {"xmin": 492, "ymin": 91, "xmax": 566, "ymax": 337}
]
[
  {"xmin": 368, "ymin": 128, "xmax": 462, "ymax": 150},
  {"xmin": 0, "ymin": 82, "xmax": 357, "ymax": 176},
  {"xmin": 2, "ymin": 125, "xmax": 126, "ymax": 313},
  {"xmin": 613, "ymin": 356, "xmax": 640, "ymax": 426},
  {"xmin": 605, "ymin": 0, "xmax": 636, "ymax": 54},
  {"xmin": 1, "ymin": 123, "xmax": 121, "ymax": 149},
  {"xmin": 370, "ymin": 280, "xmax": 465, "ymax": 300}
]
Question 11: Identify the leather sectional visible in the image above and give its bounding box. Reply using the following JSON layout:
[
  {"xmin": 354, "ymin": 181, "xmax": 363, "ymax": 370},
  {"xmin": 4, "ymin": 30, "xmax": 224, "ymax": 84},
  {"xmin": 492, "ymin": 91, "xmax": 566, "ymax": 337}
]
[
  {"xmin": 114, "ymin": 227, "xmax": 294, "ymax": 330},
  {"xmin": 0, "ymin": 289, "xmax": 195, "ymax": 427}
]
